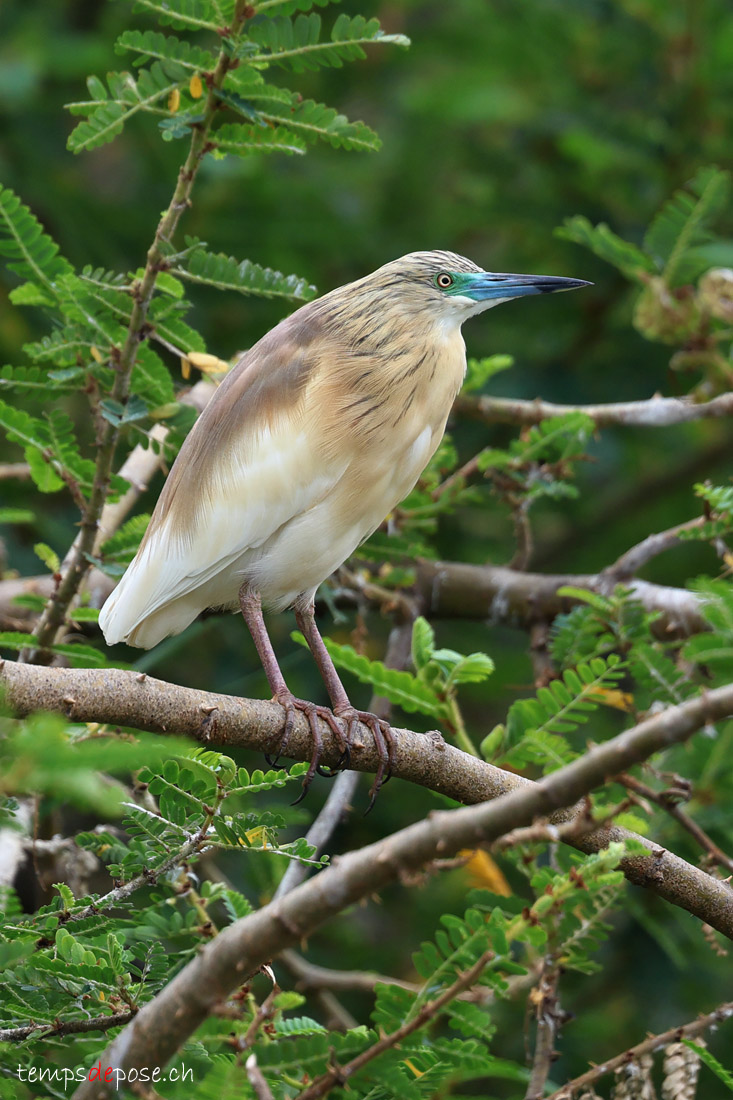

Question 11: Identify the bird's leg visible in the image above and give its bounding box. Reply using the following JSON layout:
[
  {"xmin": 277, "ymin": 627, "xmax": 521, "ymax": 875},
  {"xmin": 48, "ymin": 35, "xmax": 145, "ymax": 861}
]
[
  {"xmin": 238, "ymin": 583, "xmax": 348, "ymax": 798},
  {"xmin": 294, "ymin": 601, "xmax": 395, "ymax": 808}
]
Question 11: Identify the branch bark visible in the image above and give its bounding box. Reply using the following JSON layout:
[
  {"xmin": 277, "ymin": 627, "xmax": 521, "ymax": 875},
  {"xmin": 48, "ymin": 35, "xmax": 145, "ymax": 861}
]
[
  {"xmin": 456, "ymin": 391, "xmax": 733, "ymax": 428},
  {"xmin": 546, "ymin": 1000, "xmax": 733, "ymax": 1099},
  {"xmin": 4, "ymin": 658, "xmax": 733, "ymax": 938},
  {"xmin": 0, "ymin": 559, "xmax": 706, "ymax": 637},
  {"xmin": 68, "ymin": 676, "xmax": 733, "ymax": 1099},
  {"xmin": 415, "ymin": 560, "xmax": 706, "ymax": 636}
]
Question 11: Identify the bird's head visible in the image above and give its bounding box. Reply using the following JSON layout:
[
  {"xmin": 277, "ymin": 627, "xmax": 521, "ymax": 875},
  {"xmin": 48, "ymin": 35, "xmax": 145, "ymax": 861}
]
[{"xmin": 367, "ymin": 250, "xmax": 591, "ymax": 329}]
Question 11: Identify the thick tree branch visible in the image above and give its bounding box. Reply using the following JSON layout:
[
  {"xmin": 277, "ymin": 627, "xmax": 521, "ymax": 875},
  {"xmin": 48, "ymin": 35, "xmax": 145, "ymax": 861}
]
[
  {"xmin": 4, "ymin": 659, "xmax": 733, "ymax": 938},
  {"xmin": 68, "ymin": 677, "xmax": 733, "ymax": 1099},
  {"xmin": 0, "ymin": 559, "xmax": 706, "ymax": 637},
  {"xmin": 456, "ymin": 391, "xmax": 733, "ymax": 428},
  {"xmin": 416, "ymin": 560, "xmax": 706, "ymax": 636}
]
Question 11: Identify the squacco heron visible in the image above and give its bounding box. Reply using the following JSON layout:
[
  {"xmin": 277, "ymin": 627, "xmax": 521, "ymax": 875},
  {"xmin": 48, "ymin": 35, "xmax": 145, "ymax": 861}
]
[{"xmin": 100, "ymin": 251, "xmax": 589, "ymax": 799}]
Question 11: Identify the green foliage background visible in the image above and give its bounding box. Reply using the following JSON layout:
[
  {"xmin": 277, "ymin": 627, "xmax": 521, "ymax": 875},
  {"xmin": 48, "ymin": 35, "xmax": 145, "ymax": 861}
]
[{"xmin": 2, "ymin": 0, "xmax": 733, "ymax": 1096}]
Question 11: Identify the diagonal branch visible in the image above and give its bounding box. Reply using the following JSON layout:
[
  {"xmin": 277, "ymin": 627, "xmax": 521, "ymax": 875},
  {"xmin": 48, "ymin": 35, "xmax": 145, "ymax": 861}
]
[
  {"xmin": 293, "ymin": 949, "xmax": 495, "ymax": 1100},
  {"xmin": 3, "ymin": 658, "xmax": 733, "ymax": 937},
  {"xmin": 545, "ymin": 999, "xmax": 733, "ymax": 1099},
  {"xmin": 68, "ymin": 675, "xmax": 733, "ymax": 1099}
]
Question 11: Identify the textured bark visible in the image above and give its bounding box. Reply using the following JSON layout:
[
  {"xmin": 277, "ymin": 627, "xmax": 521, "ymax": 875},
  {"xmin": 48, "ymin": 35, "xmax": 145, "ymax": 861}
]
[
  {"xmin": 456, "ymin": 390, "xmax": 733, "ymax": 427},
  {"xmin": 67, "ymin": 674, "xmax": 733, "ymax": 1098},
  {"xmin": 3, "ymin": 659, "xmax": 733, "ymax": 940}
]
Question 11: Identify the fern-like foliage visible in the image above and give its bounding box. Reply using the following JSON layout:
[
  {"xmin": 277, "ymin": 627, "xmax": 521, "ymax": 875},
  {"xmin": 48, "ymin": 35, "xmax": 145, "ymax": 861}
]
[
  {"xmin": 296, "ymin": 617, "xmax": 494, "ymax": 744},
  {"xmin": 0, "ymin": 184, "xmax": 73, "ymax": 293},
  {"xmin": 644, "ymin": 166, "xmax": 730, "ymax": 286},
  {"xmin": 174, "ymin": 242, "xmax": 317, "ymax": 299},
  {"xmin": 683, "ymin": 578, "xmax": 733, "ymax": 678},
  {"xmin": 556, "ymin": 214, "xmax": 656, "ymax": 280},
  {"xmin": 498, "ymin": 655, "xmax": 626, "ymax": 771},
  {"xmin": 247, "ymin": 13, "xmax": 409, "ymax": 72},
  {"xmin": 557, "ymin": 166, "xmax": 731, "ymax": 288},
  {"xmin": 115, "ymin": 28, "xmax": 218, "ymax": 72}
]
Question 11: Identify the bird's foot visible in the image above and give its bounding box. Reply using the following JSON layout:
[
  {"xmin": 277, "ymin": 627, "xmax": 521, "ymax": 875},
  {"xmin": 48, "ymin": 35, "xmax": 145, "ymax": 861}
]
[
  {"xmin": 334, "ymin": 707, "xmax": 395, "ymax": 813},
  {"xmin": 266, "ymin": 692, "xmax": 350, "ymax": 803}
]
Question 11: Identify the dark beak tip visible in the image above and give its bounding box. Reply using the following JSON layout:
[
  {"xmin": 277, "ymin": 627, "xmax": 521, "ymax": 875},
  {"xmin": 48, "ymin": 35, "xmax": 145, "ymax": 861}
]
[{"xmin": 546, "ymin": 277, "xmax": 593, "ymax": 294}]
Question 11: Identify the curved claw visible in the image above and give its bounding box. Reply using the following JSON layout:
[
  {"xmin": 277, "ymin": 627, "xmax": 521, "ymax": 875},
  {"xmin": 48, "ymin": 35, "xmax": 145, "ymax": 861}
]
[
  {"xmin": 334, "ymin": 709, "xmax": 395, "ymax": 812},
  {"xmin": 265, "ymin": 692, "xmax": 349, "ymax": 803},
  {"xmin": 263, "ymin": 753, "xmax": 288, "ymax": 772}
]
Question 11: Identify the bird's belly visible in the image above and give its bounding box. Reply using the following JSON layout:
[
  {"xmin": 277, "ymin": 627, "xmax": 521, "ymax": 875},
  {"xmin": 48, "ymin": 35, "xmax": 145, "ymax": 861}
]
[{"xmin": 248, "ymin": 423, "xmax": 436, "ymax": 608}]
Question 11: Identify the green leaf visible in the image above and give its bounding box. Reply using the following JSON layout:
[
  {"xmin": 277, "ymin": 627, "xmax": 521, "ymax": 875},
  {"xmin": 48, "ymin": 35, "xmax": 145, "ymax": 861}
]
[
  {"xmin": 504, "ymin": 656, "xmax": 626, "ymax": 769},
  {"xmin": 25, "ymin": 445, "xmax": 64, "ymax": 493},
  {"xmin": 462, "ymin": 355, "xmax": 514, "ymax": 394},
  {"xmin": 66, "ymin": 63, "xmax": 182, "ymax": 153},
  {"xmin": 248, "ymin": 13, "xmax": 409, "ymax": 73},
  {"xmin": 131, "ymin": 344, "xmax": 175, "ymax": 408},
  {"xmin": 130, "ymin": 0, "xmax": 225, "ymax": 33},
  {"xmin": 100, "ymin": 514, "xmax": 151, "ymax": 569},
  {"xmin": 210, "ymin": 121, "xmax": 306, "ymax": 158},
  {"xmin": 253, "ymin": 94, "xmax": 381, "ymax": 151},
  {"xmin": 293, "ymin": 632, "xmax": 443, "ymax": 718},
  {"xmin": 411, "ymin": 616, "xmax": 435, "ymax": 672},
  {"xmin": 0, "ymin": 508, "xmax": 34, "ymax": 524},
  {"xmin": 8, "ymin": 281, "xmax": 56, "ymax": 307},
  {"xmin": 0, "ymin": 363, "xmax": 83, "ymax": 395},
  {"xmin": 115, "ymin": 28, "xmax": 217, "ymax": 72},
  {"xmin": 556, "ymin": 215, "xmax": 655, "ymax": 280},
  {"xmin": 0, "ymin": 185, "xmax": 73, "ymax": 292},
  {"xmin": 34, "ymin": 543, "xmax": 60, "ymax": 574},
  {"xmin": 448, "ymin": 653, "xmax": 495, "ymax": 685},
  {"xmin": 683, "ymin": 1042, "xmax": 733, "ymax": 1092},
  {"xmin": 175, "ymin": 244, "xmax": 316, "ymax": 301},
  {"xmin": 644, "ymin": 166, "xmax": 730, "ymax": 285}
]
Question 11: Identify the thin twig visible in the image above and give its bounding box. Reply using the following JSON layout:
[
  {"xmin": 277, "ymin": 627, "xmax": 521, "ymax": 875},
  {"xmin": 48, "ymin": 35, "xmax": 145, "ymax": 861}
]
[
  {"xmin": 0, "ymin": 1010, "xmax": 136, "ymax": 1043},
  {"xmin": 525, "ymin": 963, "xmax": 562, "ymax": 1100},
  {"xmin": 603, "ymin": 517, "xmax": 707, "ymax": 580},
  {"xmin": 246, "ymin": 1055, "xmax": 275, "ymax": 1100},
  {"xmin": 0, "ymin": 463, "xmax": 32, "ymax": 481},
  {"xmin": 292, "ymin": 950, "xmax": 495, "ymax": 1100},
  {"xmin": 546, "ymin": 1000, "xmax": 733, "ymax": 1098},
  {"xmin": 618, "ymin": 771, "xmax": 733, "ymax": 876}
]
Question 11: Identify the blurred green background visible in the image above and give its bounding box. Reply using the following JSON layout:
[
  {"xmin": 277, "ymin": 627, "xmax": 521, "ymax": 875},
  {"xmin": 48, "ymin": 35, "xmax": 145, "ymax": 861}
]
[{"xmin": 2, "ymin": 0, "xmax": 733, "ymax": 1091}]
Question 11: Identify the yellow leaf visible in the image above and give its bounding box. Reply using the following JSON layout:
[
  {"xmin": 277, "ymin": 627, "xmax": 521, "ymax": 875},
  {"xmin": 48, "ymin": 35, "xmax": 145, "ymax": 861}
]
[
  {"xmin": 190, "ymin": 73, "xmax": 203, "ymax": 99},
  {"xmin": 591, "ymin": 686, "xmax": 634, "ymax": 712},
  {"xmin": 90, "ymin": 345, "xmax": 103, "ymax": 363},
  {"xmin": 460, "ymin": 849, "xmax": 511, "ymax": 896},
  {"xmin": 187, "ymin": 350, "xmax": 230, "ymax": 375},
  {"xmin": 180, "ymin": 356, "xmax": 191, "ymax": 380},
  {"xmin": 168, "ymin": 88, "xmax": 180, "ymax": 113}
]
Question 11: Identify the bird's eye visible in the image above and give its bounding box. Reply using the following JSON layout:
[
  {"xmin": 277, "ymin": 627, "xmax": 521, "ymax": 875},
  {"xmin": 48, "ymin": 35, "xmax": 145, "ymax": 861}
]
[{"xmin": 435, "ymin": 272, "xmax": 454, "ymax": 289}]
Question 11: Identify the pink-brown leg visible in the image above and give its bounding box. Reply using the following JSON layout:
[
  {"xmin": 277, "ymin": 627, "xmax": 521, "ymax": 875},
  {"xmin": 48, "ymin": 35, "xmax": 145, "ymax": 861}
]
[
  {"xmin": 238, "ymin": 583, "xmax": 348, "ymax": 800},
  {"xmin": 294, "ymin": 600, "xmax": 395, "ymax": 809}
]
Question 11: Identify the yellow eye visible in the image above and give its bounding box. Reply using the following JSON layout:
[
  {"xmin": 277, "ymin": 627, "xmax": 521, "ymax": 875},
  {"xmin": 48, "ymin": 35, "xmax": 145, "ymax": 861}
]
[{"xmin": 435, "ymin": 272, "xmax": 454, "ymax": 289}]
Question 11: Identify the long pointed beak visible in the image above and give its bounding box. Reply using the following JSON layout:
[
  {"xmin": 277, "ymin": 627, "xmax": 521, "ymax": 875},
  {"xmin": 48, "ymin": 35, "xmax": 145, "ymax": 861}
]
[{"xmin": 466, "ymin": 272, "xmax": 592, "ymax": 301}]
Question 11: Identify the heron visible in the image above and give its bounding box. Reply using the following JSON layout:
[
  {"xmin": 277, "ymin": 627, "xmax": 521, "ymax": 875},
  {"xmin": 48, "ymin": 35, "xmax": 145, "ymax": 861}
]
[{"xmin": 99, "ymin": 250, "xmax": 589, "ymax": 800}]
